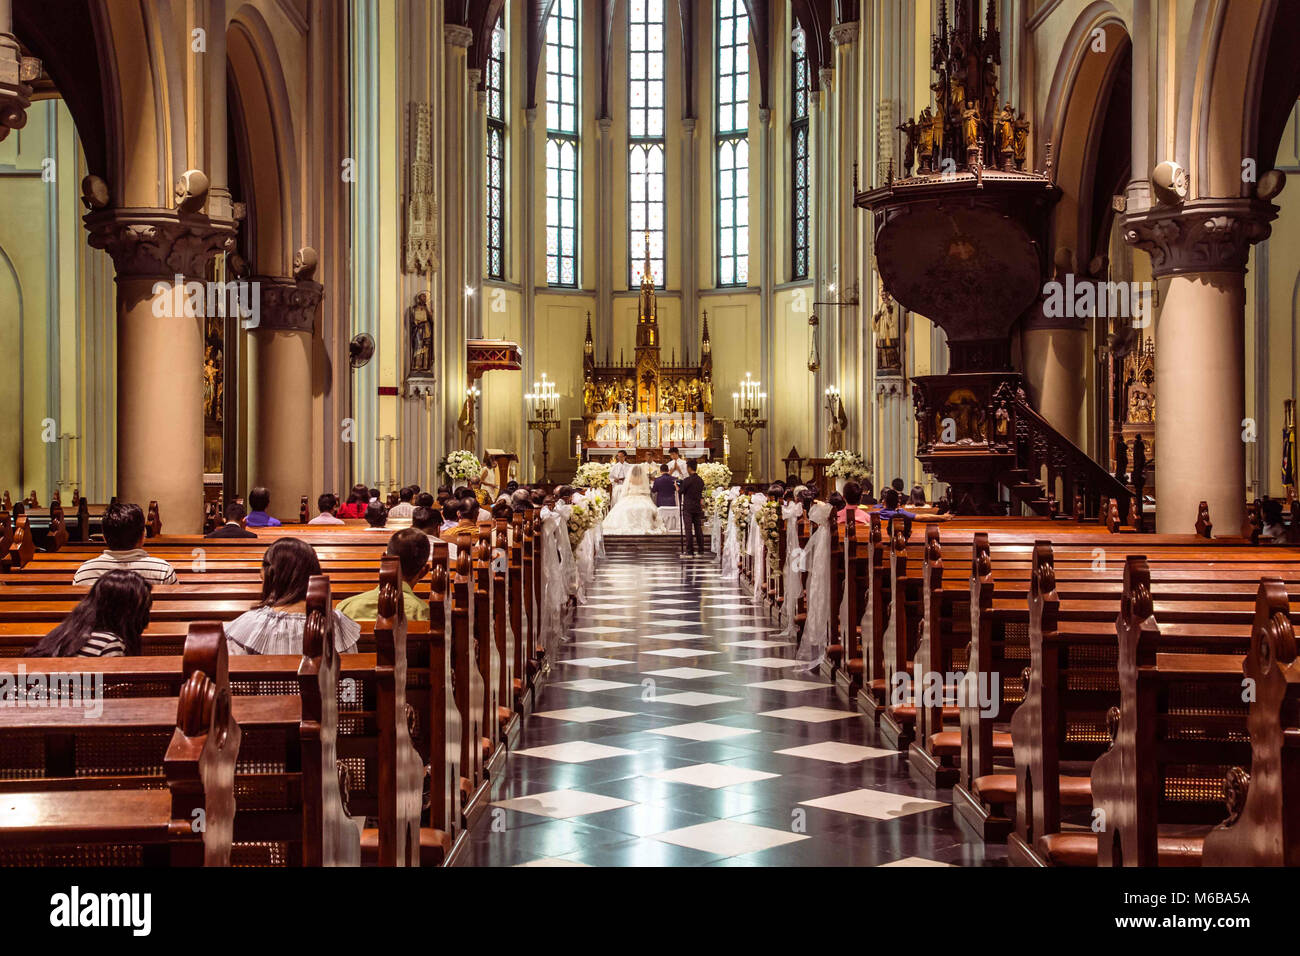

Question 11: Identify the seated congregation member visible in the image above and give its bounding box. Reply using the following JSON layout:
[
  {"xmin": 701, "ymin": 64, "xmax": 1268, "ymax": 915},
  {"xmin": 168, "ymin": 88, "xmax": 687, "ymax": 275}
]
[
  {"xmin": 26, "ymin": 570, "xmax": 153, "ymax": 658},
  {"xmin": 651, "ymin": 464, "xmax": 677, "ymax": 507},
  {"xmin": 1262, "ymin": 497, "xmax": 1287, "ymax": 541},
  {"xmin": 244, "ymin": 486, "xmax": 282, "ymax": 527},
  {"xmin": 861, "ymin": 480, "xmax": 877, "ymax": 506},
  {"xmin": 364, "ymin": 501, "xmax": 390, "ymax": 531},
  {"xmin": 415, "ymin": 492, "xmax": 436, "ymax": 510},
  {"xmin": 411, "ymin": 506, "xmax": 441, "ymax": 550},
  {"xmin": 878, "ymin": 487, "xmax": 914, "ymax": 536},
  {"xmin": 438, "ymin": 498, "xmax": 459, "ymax": 532},
  {"xmin": 909, "ymin": 484, "xmax": 927, "ymax": 507},
  {"xmin": 337, "ymin": 529, "xmax": 431, "ymax": 623},
  {"xmin": 836, "ymin": 481, "xmax": 865, "ymax": 524},
  {"xmin": 226, "ymin": 538, "xmax": 360, "ymax": 656},
  {"xmin": 336, "ymin": 484, "xmax": 370, "ymax": 519},
  {"xmin": 439, "ymin": 498, "xmax": 480, "ymax": 543},
  {"xmin": 73, "ymin": 502, "xmax": 179, "ymax": 586},
  {"xmin": 206, "ymin": 502, "xmax": 258, "ymax": 538},
  {"xmin": 828, "ymin": 491, "xmax": 845, "ymax": 514},
  {"xmin": 368, "ymin": 487, "xmax": 381, "ymax": 505},
  {"xmin": 511, "ymin": 489, "xmax": 532, "ymax": 512},
  {"xmin": 308, "ymin": 493, "xmax": 345, "ymax": 525}
]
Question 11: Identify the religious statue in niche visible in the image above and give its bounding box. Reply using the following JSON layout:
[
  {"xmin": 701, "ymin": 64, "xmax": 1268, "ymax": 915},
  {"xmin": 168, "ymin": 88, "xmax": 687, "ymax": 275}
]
[
  {"xmin": 203, "ymin": 342, "xmax": 222, "ymax": 424},
  {"xmin": 826, "ymin": 392, "xmax": 848, "ymax": 453},
  {"xmin": 1013, "ymin": 111, "xmax": 1030, "ymax": 170},
  {"xmin": 896, "ymin": 116, "xmax": 921, "ymax": 177},
  {"xmin": 873, "ymin": 285, "xmax": 901, "ymax": 372},
  {"xmin": 409, "ymin": 291, "xmax": 434, "ymax": 375},
  {"xmin": 997, "ymin": 102, "xmax": 1016, "ymax": 170}
]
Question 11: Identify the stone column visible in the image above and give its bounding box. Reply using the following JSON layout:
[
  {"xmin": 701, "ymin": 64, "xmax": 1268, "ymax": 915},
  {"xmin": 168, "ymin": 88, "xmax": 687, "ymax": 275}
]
[
  {"xmin": 442, "ymin": 24, "xmax": 474, "ymax": 452},
  {"xmin": 85, "ymin": 208, "xmax": 235, "ymax": 533},
  {"xmin": 1023, "ymin": 307, "xmax": 1088, "ymax": 447},
  {"xmin": 1124, "ymin": 198, "xmax": 1276, "ymax": 534},
  {"xmin": 831, "ymin": 22, "xmax": 862, "ymax": 454},
  {"xmin": 521, "ymin": 107, "xmax": 538, "ymax": 480},
  {"xmin": 248, "ymin": 265, "xmax": 323, "ymax": 520},
  {"xmin": 680, "ymin": 117, "xmax": 697, "ymax": 347},
  {"xmin": 466, "ymin": 70, "xmax": 485, "ymax": 340}
]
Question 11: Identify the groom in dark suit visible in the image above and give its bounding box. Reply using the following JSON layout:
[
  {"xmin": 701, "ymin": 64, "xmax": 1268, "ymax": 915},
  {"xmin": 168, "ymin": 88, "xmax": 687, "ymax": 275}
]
[{"xmin": 679, "ymin": 460, "xmax": 707, "ymax": 555}]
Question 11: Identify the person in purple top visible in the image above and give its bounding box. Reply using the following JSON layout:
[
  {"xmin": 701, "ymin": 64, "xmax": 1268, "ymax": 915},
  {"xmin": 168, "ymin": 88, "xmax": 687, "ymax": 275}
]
[
  {"xmin": 651, "ymin": 464, "xmax": 678, "ymax": 507},
  {"xmin": 243, "ymin": 486, "xmax": 282, "ymax": 527}
]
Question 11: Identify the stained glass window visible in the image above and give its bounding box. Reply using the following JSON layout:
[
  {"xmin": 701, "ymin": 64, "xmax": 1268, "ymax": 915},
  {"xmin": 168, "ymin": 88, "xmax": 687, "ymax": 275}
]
[
  {"xmin": 791, "ymin": 27, "xmax": 810, "ymax": 280},
  {"xmin": 486, "ymin": 15, "xmax": 506, "ymax": 280},
  {"xmin": 546, "ymin": 0, "xmax": 579, "ymax": 286},
  {"xmin": 629, "ymin": 0, "xmax": 666, "ymax": 285},
  {"xmin": 716, "ymin": 0, "xmax": 750, "ymax": 286}
]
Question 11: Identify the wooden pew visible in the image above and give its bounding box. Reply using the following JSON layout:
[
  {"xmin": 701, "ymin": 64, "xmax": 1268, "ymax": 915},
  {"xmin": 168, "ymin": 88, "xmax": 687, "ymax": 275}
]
[
  {"xmin": 1082, "ymin": 558, "xmax": 1250, "ymax": 866},
  {"xmin": 451, "ymin": 533, "xmax": 487, "ymax": 829},
  {"xmin": 472, "ymin": 525, "xmax": 504, "ymax": 777},
  {"xmin": 493, "ymin": 515, "xmax": 520, "ymax": 746},
  {"xmin": 1202, "ymin": 579, "xmax": 1300, "ymax": 865},
  {"xmin": 0, "ymin": 626, "xmax": 240, "ymax": 866}
]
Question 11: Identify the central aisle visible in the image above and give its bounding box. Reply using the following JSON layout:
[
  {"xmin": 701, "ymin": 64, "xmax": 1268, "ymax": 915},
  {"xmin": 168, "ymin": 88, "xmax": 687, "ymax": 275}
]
[{"xmin": 464, "ymin": 539, "xmax": 1003, "ymax": 866}]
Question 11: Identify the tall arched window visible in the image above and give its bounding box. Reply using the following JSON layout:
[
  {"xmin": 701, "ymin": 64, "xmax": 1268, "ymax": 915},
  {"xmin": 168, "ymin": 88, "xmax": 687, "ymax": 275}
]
[
  {"xmin": 628, "ymin": 0, "xmax": 666, "ymax": 286},
  {"xmin": 486, "ymin": 15, "xmax": 506, "ymax": 280},
  {"xmin": 716, "ymin": 0, "xmax": 749, "ymax": 287},
  {"xmin": 545, "ymin": 0, "xmax": 580, "ymax": 286},
  {"xmin": 790, "ymin": 27, "xmax": 810, "ymax": 280}
]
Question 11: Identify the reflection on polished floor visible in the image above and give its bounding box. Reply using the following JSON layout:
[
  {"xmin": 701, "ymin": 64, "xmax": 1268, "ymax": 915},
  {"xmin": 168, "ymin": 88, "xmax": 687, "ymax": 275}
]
[{"xmin": 464, "ymin": 540, "xmax": 1006, "ymax": 867}]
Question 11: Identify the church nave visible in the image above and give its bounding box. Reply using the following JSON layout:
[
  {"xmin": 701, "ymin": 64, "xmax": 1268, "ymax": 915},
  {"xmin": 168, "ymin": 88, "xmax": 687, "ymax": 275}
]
[{"xmin": 465, "ymin": 541, "xmax": 999, "ymax": 868}]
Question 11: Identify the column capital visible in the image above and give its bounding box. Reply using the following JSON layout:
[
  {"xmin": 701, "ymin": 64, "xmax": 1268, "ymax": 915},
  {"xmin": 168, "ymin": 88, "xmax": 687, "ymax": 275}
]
[
  {"xmin": 249, "ymin": 274, "xmax": 324, "ymax": 333},
  {"xmin": 830, "ymin": 21, "xmax": 859, "ymax": 47},
  {"xmin": 0, "ymin": 35, "xmax": 38, "ymax": 142},
  {"xmin": 819, "ymin": 67, "xmax": 834, "ymax": 92},
  {"xmin": 83, "ymin": 207, "xmax": 237, "ymax": 281},
  {"xmin": 1122, "ymin": 197, "xmax": 1277, "ymax": 279},
  {"xmin": 443, "ymin": 23, "xmax": 474, "ymax": 48},
  {"xmin": 681, "ymin": 116, "xmax": 696, "ymax": 133}
]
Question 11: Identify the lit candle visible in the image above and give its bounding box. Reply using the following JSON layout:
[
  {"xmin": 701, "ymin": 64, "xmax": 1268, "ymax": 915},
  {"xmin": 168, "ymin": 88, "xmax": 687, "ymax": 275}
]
[{"xmin": 733, "ymin": 392, "xmax": 739, "ymax": 420}]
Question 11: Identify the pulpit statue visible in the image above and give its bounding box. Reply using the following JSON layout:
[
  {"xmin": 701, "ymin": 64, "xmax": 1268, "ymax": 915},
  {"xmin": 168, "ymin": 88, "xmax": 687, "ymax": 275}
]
[
  {"xmin": 1013, "ymin": 111, "xmax": 1030, "ymax": 170},
  {"xmin": 997, "ymin": 102, "xmax": 1016, "ymax": 170},
  {"xmin": 409, "ymin": 292, "xmax": 434, "ymax": 374},
  {"xmin": 917, "ymin": 106, "xmax": 935, "ymax": 173},
  {"xmin": 873, "ymin": 286, "xmax": 901, "ymax": 372},
  {"xmin": 962, "ymin": 101, "xmax": 981, "ymax": 162},
  {"xmin": 896, "ymin": 117, "xmax": 920, "ymax": 178}
]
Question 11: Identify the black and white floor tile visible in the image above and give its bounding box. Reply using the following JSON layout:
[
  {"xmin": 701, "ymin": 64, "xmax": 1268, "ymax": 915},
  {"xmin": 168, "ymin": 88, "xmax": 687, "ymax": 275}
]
[{"xmin": 463, "ymin": 539, "xmax": 1006, "ymax": 867}]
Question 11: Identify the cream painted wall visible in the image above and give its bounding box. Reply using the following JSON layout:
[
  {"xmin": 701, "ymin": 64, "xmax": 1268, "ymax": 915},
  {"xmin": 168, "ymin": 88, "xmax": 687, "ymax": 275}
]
[{"xmin": 0, "ymin": 99, "xmax": 113, "ymax": 504}]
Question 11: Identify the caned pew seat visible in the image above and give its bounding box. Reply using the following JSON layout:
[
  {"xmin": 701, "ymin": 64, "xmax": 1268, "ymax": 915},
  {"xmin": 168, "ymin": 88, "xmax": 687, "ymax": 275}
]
[{"xmin": 1035, "ymin": 831, "xmax": 1204, "ymax": 868}]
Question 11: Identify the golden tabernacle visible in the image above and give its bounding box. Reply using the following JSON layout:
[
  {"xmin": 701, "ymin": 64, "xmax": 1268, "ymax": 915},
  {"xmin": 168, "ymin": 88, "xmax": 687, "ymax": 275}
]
[{"xmin": 581, "ymin": 240, "xmax": 715, "ymax": 458}]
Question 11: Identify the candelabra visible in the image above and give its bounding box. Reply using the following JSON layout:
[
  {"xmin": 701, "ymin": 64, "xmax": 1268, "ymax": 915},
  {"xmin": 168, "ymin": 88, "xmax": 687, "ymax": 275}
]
[
  {"xmin": 731, "ymin": 372, "xmax": 768, "ymax": 484},
  {"xmin": 525, "ymin": 373, "xmax": 561, "ymax": 483}
]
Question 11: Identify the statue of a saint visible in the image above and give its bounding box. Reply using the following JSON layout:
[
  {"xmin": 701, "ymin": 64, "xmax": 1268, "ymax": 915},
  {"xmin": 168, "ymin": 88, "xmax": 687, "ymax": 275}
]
[
  {"xmin": 917, "ymin": 107, "xmax": 935, "ymax": 172},
  {"xmin": 873, "ymin": 287, "xmax": 901, "ymax": 372},
  {"xmin": 896, "ymin": 117, "xmax": 920, "ymax": 177},
  {"xmin": 1013, "ymin": 111, "xmax": 1030, "ymax": 170},
  {"xmin": 998, "ymin": 102, "xmax": 1016, "ymax": 160},
  {"xmin": 962, "ymin": 101, "xmax": 981, "ymax": 153},
  {"xmin": 409, "ymin": 292, "xmax": 434, "ymax": 374}
]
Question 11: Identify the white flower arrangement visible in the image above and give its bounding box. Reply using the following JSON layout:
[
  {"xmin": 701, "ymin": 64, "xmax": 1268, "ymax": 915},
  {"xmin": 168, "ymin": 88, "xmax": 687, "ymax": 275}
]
[
  {"xmin": 826, "ymin": 450, "xmax": 873, "ymax": 480},
  {"xmin": 756, "ymin": 499, "xmax": 781, "ymax": 576},
  {"xmin": 704, "ymin": 487, "xmax": 730, "ymax": 519},
  {"xmin": 443, "ymin": 449, "xmax": 484, "ymax": 482},
  {"xmin": 567, "ymin": 502, "xmax": 595, "ymax": 550},
  {"xmin": 730, "ymin": 493, "xmax": 752, "ymax": 533},
  {"xmin": 697, "ymin": 461, "xmax": 733, "ymax": 492},
  {"xmin": 573, "ymin": 461, "xmax": 612, "ymax": 489},
  {"xmin": 586, "ymin": 489, "xmax": 608, "ymax": 522}
]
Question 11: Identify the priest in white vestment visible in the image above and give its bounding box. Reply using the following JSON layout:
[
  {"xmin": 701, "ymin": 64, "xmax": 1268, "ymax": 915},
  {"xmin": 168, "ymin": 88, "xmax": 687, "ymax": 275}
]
[{"xmin": 609, "ymin": 449, "xmax": 632, "ymax": 505}]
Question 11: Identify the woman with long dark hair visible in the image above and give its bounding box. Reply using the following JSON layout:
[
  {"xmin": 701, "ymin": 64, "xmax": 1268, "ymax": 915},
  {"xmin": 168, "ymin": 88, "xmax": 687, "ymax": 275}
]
[
  {"xmin": 26, "ymin": 570, "xmax": 153, "ymax": 657},
  {"xmin": 224, "ymin": 538, "xmax": 360, "ymax": 655}
]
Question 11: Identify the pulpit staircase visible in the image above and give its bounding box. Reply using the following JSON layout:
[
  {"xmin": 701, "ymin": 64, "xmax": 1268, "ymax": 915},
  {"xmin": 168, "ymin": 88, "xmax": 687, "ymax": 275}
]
[{"xmin": 998, "ymin": 392, "xmax": 1131, "ymax": 519}]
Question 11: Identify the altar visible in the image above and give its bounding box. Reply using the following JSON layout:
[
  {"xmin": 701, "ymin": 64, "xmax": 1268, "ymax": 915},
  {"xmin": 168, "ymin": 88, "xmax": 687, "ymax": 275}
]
[{"xmin": 579, "ymin": 237, "xmax": 718, "ymax": 461}]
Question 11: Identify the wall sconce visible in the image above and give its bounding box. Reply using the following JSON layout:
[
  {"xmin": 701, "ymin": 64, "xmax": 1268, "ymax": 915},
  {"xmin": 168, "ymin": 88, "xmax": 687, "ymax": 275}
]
[{"xmin": 807, "ymin": 313, "xmax": 821, "ymax": 372}]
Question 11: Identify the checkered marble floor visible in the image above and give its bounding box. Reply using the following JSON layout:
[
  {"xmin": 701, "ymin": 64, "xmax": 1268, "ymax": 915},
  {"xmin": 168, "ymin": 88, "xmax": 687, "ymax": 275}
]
[{"xmin": 462, "ymin": 539, "xmax": 1005, "ymax": 867}]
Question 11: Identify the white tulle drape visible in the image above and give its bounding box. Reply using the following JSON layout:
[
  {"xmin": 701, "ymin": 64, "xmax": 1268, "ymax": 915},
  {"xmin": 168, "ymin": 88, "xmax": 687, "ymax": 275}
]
[
  {"xmin": 746, "ymin": 493, "xmax": 768, "ymax": 602},
  {"xmin": 720, "ymin": 489, "xmax": 741, "ymax": 581},
  {"xmin": 538, "ymin": 507, "xmax": 571, "ymax": 657},
  {"xmin": 795, "ymin": 501, "xmax": 833, "ymax": 671},
  {"xmin": 779, "ymin": 501, "xmax": 805, "ymax": 638}
]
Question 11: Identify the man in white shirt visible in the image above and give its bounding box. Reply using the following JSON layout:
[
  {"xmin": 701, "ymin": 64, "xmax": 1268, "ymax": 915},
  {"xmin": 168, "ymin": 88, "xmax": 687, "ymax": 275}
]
[
  {"xmin": 73, "ymin": 502, "xmax": 178, "ymax": 585},
  {"xmin": 388, "ymin": 485, "xmax": 416, "ymax": 519},
  {"xmin": 609, "ymin": 450, "xmax": 632, "ymax": 505},
  {"xmin": 307, "ymin": 493, "xmax": 345, "ymax": 525},
  {"xmin": 666, "ymin": 447, "xmax": 688, "ymax": 481}
]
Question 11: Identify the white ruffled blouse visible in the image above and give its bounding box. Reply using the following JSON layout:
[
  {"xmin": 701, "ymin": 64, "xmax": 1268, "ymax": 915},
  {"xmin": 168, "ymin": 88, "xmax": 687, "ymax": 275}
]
[{"xmin": 225, "ymin": 605, "xmax": 361, "ymax": 656}]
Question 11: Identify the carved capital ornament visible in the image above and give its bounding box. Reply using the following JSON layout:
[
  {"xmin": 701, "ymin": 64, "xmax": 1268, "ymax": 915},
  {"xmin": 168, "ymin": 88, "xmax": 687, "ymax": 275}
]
[{"xmin": 1123, "ymin": 198, "xmax": 1277, "ymax": 279}]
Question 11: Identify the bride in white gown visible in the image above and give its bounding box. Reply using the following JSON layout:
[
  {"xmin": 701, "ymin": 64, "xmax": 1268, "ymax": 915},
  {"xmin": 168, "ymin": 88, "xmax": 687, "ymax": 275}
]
[{"xmin": 602, "ymin": 463, "xmax": 664, "ymax": 535}]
